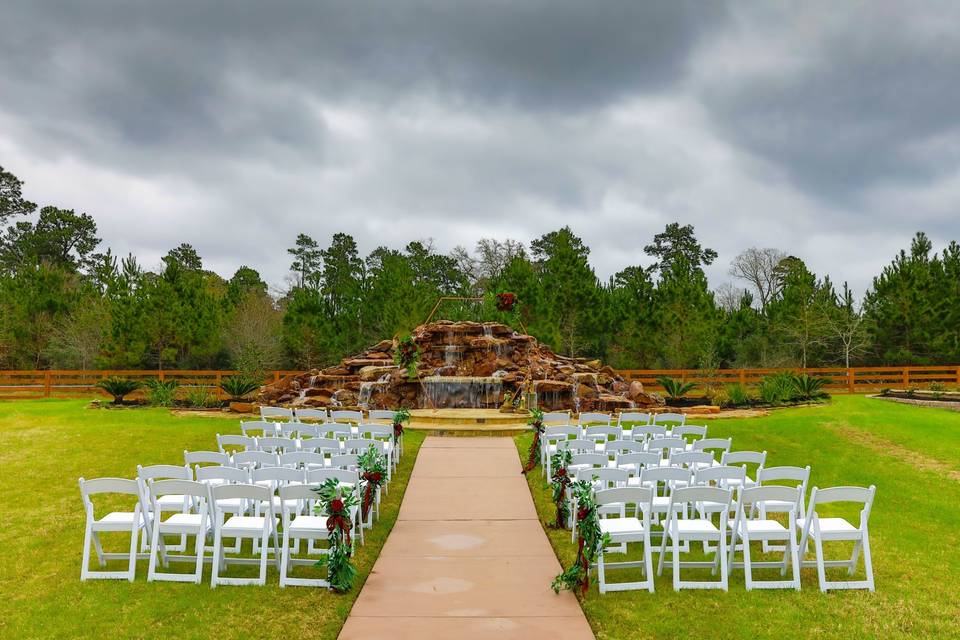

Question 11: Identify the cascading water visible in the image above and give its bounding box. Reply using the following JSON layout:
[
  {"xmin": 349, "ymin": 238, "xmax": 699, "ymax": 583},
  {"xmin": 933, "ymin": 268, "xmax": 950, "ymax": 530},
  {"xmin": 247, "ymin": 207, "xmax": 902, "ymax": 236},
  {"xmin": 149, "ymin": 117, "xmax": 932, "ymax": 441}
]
[{"xmin": 421, "ymin": 376, "xmax": 502, "ymax": 409}]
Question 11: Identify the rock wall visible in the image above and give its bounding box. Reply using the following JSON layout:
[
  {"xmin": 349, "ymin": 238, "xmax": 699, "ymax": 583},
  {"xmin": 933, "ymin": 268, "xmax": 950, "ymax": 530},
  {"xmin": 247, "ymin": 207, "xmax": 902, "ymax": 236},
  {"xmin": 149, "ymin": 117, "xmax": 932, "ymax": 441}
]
[{"xmin": 258, "ymin": 320, "xmax": 663, "ymax": 411}]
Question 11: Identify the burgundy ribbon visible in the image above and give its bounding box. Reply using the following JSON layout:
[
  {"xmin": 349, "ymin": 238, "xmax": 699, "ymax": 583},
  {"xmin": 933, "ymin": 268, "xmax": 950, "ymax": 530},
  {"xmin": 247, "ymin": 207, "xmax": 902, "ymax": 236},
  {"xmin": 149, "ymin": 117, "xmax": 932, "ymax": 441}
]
[
  {"xmin": 576, "ymin": 507, "xmax": 591, "ymax": 595},
  {"xmin": 361, "ymin": 471, "xmax": 382, "ymax": 521},
  {"xmin": 326, "ymin": 512, "xmax": 352, "ymax": 550},
  {"xmin": 521, "ymin": 424, "xmax": 544, "ymax": 474}
]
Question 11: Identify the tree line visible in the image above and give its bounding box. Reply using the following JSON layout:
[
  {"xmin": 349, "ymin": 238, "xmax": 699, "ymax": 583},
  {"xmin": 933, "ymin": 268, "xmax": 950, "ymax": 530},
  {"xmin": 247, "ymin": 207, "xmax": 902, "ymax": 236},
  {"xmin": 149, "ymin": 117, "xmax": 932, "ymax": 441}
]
[{"xmin": 1, "ymin": 165, "xmax": 958, "ymax": 373}]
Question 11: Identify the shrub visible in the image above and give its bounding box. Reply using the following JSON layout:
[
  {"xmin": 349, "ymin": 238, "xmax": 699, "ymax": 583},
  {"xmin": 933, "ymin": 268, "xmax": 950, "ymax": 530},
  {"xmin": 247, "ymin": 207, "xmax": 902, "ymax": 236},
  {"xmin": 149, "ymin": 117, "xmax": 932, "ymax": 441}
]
[
  {"xmin": 185, "ymin": 385, "xmax": 219, "ymax": 408},
  {"xmin": 655, "ymin": 376, "xmax": 697, "ymax": 399},
  {"xmin": 144, "ymin": 378, "xmax": 179, "ymax": 407},
  {"xmin": 707, "ymin": 387, "xmax": 730, "ymax": 407},
  {"xmin": 791, "ymin": 374, "xmax": 830, "ymax": 401},
  {"xmin": 725, "ymin": 383, "xmax": 751, "ymax": 407},
  {"xmin": 96, "ymin": 377, "xmax": 143, "ymax": 405},
  {"xmin": 220, "ymin": 375, "xmax": 260, "ymax": 401},
  {"xmin": 758, "ymin": 372, "xmax": 796, "ymax": 405}
]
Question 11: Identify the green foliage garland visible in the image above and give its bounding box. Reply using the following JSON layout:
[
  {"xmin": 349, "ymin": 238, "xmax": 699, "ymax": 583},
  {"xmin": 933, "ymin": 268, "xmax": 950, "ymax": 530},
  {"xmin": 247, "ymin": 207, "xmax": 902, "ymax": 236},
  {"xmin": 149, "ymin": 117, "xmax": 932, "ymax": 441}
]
[
  {"xmin": 312, "ymin": 478, "xmax": 359, "ymax": 592},
  {"xmin": 392, "ymin": 407, "xmax": 410, "ymax": 444},
  {"xmin": 548, "ymin": 448, "xmax": 573, "ymax": 529},
  {"xmin": 521, "ymin": 408, "xmax": 545, "ymax": 474},
  {"xmin": 358, "ymin": 444, "xmax": 387, "ymax": 523},
  {"xmin": 551, "ymin": 479, "xmax": 611, "ymax": 596}
]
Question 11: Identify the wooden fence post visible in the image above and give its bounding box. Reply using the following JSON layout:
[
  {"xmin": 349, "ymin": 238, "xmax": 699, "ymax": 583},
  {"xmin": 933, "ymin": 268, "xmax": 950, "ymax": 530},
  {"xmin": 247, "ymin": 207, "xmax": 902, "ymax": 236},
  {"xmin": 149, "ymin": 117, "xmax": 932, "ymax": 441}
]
[
  {"xmin": 903, "ymin": 368, "xmax": 910, "ymax": 387},
  {"xmin": 847, "ymin": 368, "xmax": 855, "ymax": 394},
  {"xmin": 158, "ymin": 370, "xmax": 165, "ymax": 381},
  {"xmin": 739, "ymin": 369, "xmax": 746, "ymax": 386},
  {"xmin": 43, "ymin": 371, "xmax": 52, "ymax": 397},
  {"xmin": 957, "ymin": 366, "xmax": 960, "ymax": 387}
]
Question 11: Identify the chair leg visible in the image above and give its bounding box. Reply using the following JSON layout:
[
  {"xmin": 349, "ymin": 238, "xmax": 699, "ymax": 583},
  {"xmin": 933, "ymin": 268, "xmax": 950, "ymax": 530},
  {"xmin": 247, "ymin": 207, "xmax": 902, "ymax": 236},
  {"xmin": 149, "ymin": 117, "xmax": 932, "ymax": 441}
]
[
  {"xmin": 147, "ymin": 521, "xmax": 161, "ymax": 582},
  {"xmin": 258, "ymin": 525, "xmax": 270, "ymax": 585},
  {"xmin": 848, "ymin": 539, "xmax": 863, "ymax": 576},
  {"xmin": 861, "ymin": 530, "xmax": 875, "ymax": 592},
  {"xmin": 718, "ymin": 530, "xmax": 728, "ymax": 592},
  {"xmin": 597, "ymin": 549, "xmax": 606, "ymax": 594},
  {"xmin": 81, "ymin": 522, "xmax": 93, "ymax": 580},
  {"xmin": 742, "ymin": 533, "xmax": 752, "ymax": 591},
  {"xmin": 643, "ymin": 534, "xmax": 655, "ymax": 593},
  {"xmin": 789, "ymin": 535, "xmax": 801, "ymax": 591},
  {"xmin": 210, "ymin": 527, "xmax": 222, "ymax": 588},
  {"xmin": 92, "ymin": 532, "xmax": 106, "ymax": 568},
  {"xmin": 194, "ymin": 531, "xmax": 206, "ymax": 584},
  {"xmin": 672, "ymin": 534, "xmax": 681, "ymax": 591},
  {"xmin": 280, "ymin": 530, "xmax": 291, "ymax": 587},
  {"xmin": 127, "ymin": 520, "xmax": 139, "ymax": 582},
  {"xmin": 814, "ymin": 535, "xmax": 827, "ymax": 592}
]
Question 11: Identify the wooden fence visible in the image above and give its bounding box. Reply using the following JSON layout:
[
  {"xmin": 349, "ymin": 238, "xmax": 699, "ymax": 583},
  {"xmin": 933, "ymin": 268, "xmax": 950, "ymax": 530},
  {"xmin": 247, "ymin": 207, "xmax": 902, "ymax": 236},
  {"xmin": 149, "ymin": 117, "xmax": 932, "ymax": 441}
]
[{"xmin": 0, "ymin": 365, "xmax": 958, "ymax": 399}]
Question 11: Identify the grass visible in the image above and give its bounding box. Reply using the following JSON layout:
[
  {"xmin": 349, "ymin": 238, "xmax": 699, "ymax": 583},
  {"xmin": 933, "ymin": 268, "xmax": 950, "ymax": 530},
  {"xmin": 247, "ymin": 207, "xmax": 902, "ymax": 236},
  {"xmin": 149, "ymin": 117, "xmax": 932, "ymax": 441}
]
[
  {"xmin": 0, "ymin": 399, "xmax": 425, "ymax": 640},
  {"xmin": 516, "ymin": 395, "xmax": 960, "ymax": 639}
]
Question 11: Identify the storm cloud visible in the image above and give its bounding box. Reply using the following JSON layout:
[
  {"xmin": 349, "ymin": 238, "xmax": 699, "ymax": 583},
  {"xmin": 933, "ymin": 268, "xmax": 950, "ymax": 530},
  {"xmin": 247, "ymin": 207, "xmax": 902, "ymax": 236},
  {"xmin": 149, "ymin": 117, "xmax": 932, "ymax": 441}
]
[{"xmin": 1, "ymin": 0, "xmax": 958, "ymax": 294}]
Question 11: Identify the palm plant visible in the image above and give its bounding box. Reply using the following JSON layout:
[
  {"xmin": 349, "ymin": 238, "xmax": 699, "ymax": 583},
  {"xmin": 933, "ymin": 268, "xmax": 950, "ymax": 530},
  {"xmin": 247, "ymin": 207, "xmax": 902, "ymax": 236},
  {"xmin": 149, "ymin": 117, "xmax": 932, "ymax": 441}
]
[
  {"xmin": 655, "ymin": 376, "xmax": 697, "ymax": 399},
  {"xmin": 220, "ymin": 375, "xmax": 260, "ymax": 401},
  {"xmin": 791, "ymin": 374, "xmax": 829, "ymax": 401},
  {"xmin": 96, "ymin": 377, "xmax": 143, "ymax": 405}
]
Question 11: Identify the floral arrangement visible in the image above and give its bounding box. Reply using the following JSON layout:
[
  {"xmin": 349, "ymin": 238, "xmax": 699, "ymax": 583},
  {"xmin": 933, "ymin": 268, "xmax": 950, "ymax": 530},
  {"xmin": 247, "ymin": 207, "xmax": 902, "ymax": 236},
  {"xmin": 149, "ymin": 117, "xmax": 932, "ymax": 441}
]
[
  {"xmin": 551, "ymin": 479, "xmax": 611, "ymax": 596},
  {"xmin": 393, "ymin": 335, "xmax": 420, "ymax": 381},
  {"xmin": 312, "ymin": 478, "xmax": 359, "ymax": 592},
  {"xmin": 548, "ymin": 448, "xmax": 573, "ymax": 529},
  {"xmin": 358, "ymin": 444, "xmax": 387, "ymax": 523},
  {"xmin": 495, "ymin": 291, "xmax": 517, "ymax": 312},
  {"xmin": 392, "ymin": 407, "xmax": 410, "ymax": 444},
  {"xmin": 521, "ymin": 408, "xmax": 545, "ymax": 474}
]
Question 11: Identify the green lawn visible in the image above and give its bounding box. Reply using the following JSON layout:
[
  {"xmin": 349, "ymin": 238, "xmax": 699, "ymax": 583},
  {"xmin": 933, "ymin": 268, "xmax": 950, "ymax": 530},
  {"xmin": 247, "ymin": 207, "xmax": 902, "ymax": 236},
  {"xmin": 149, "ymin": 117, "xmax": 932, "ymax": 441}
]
[
  {"xmin": 517, "ymin": 395, "xmax": 960, "ymax": 639},
  {"xmin": 0, "ymin": 399, "xmax": 425, "ymax": 640}
]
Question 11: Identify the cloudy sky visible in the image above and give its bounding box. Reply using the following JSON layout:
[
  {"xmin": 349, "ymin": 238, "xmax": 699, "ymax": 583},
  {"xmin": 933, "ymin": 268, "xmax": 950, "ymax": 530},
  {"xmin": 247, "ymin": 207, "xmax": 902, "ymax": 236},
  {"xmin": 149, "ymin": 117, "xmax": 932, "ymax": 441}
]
[{"xmin": 1, "ymin": 1, "xmax": 958, "ymax": 295}]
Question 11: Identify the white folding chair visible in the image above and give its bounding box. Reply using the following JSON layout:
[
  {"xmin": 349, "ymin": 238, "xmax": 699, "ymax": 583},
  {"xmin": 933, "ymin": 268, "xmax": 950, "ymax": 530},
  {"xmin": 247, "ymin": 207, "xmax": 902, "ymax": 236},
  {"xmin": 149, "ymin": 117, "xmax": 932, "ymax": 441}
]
[
  {"xmin": 653, "ymin": 411, "xmax": 686, "ymax": 426},
  {"xmin": 693, "ymin": 437, "xmax": 732, "ymax": 457},
  {"xmin": 295, "ymin": 408, "xmax": 328, "ymax": 423},
  {"xmin": 185, "ymin": 450, "xmax": 232, "ymax": 467},
  {"xmin": 78, "ymin": 477, "xmax": 144, "ymax": 581},
  {"xmin": 241, "ymin": 420, "xmax": 279, "ymax": 438},
  {"xmin": 668, "ymin": 451, "xmax": 715, "ymax": 478},
  {"xmin": 366, "ymin": 409, "xmax": 395, "ymax": 422},
  {"xmin": 757, "ymin": 465, "xmax": 811, "ymax": 552},
  {"xmin": 629, "ymin": 424, "xmax": 667, "ymax": 443},
  {"xmin": 658, "ymin": 486, "xmax": 732, "ymax": 591},
  {"xmin": 279, "ymin": 451, "xmax": 328, "ymax": 472},
  {"xmin": 330, "ymin": 453, "xmax": 360, "ymax": 470},
  {"xmin": 727, "ymin": 485, "xmax": 803, "ymax": 591},
  {"xmin": 637, "ymin": 466, "xmax": 690, "ymax": 529},
  {"xmin": 798, "ymin": 485, "xmax": 877, "ymax": 592},
  {"xmin": 256, "ymin": 436, "xmax": 298, "ymax": 454},
  {"xmin": 605, "ymin": 440, "xmax": 644, "ymax": 457},
  {"xmin": 578, "ymin": 412, "xmax": 611, "ymax": 427},
  {"xmin": 260, "ymin": 406, "xmax": 296, "ymax": 422},
  {"xmin": 146, "ymin": 479, "xmax": 211, "ymax": 584},
  {"xmin": 233, "ymin": 450, "xmax": 280, "ymax": 471},
  {"xmin": 617, "ymin": 452, "xmax": 661, "ymax": 481},
  {"xmin": 671, "ymin": 424, "xmax": 707, "ymax": 443},
  {"xmin": 217, "ymin": 434, "xmax": 256, "ymax": 454},
  {"xmin": 720, "ymin": 450, "xmax": 767, "ymax": 488},
  {"xmin": 617, "ymin": 411, "xmax": 652, "ymax": 429},
  {"xmin": 195, "ymin": 465, "xmax": 250, "ymax": 553},
  {"xmin": 210, "ymin": 483, "xmax": 279, "ymax": 587},
  {"xmin": 571, "ymin": 468, "xmax": 629, "ymax": 542},
  {"xmin": 137, "ymin": 464, "xmax": 193, "ymax": 551},
  {"xmin": 278, "ymin": 484, "xmax": 334, "ymax": 588},
  {"xmin": 595, "ymin": 486, "xmax": 655, "ymax": 593},
  {"xmin": 646, "ymin": 437, "xmax": 686, "ymax": 463},
  {"xmin": 541, "ymin": 410, "xmax": 571, "ymax": 425},
  {"xmin": 542, "ymin": 425, "xmax": 580, "ymax": 477},
  {"xmin": 330, "ymin": 410, "xmax": 363, "ymax": 425},
  {"xmin": 306, "ymin": 468, "xmax": 366, "ymax": 539},
  {"xmin": 323, "ymin": 423, "xmax": 355, "ymax": 441},
  {"xmin": 251, "ymin": 466, "xmax": 306, "ymax": 554},
  {"xmin": 585, "ymin": 425, "xmax": 621, "ymax": 445}
]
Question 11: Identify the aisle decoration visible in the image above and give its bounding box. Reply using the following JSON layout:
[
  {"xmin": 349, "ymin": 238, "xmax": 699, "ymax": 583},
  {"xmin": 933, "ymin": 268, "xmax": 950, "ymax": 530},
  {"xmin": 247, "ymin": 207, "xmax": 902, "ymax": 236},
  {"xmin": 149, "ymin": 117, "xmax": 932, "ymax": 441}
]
[
  {"xmin": 312, "ymin": 478, "xmax": 359, "ymax": 593},
  {"xmin": 392, "ymin": 407, "xmax": 410, "ymax": 445},
  {"xmin": 393, "ymin": 335, "xmax": 420, "ymax": 381},
  {"xmin": 551, "ymin": 479, "xmax": 611, "ymax": 596},
  {"xmin": 358, "ymin": 444, "xmax": 387, "ymax": 523},
  {"xmin": 548, "ymin": 449, "xmax": 573, "ymax": 528},
  {"xmin": 521, "ymin": 408, "xmax": 545, "ymax": 474}
]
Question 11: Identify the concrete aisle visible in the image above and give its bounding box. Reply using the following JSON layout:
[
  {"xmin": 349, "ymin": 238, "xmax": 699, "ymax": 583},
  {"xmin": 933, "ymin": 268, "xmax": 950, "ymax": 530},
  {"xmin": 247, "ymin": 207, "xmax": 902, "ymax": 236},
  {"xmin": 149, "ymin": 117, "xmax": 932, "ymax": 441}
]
[{"xmin": 339, "ymin": 436, "xmax": 594, "ymax": 640}]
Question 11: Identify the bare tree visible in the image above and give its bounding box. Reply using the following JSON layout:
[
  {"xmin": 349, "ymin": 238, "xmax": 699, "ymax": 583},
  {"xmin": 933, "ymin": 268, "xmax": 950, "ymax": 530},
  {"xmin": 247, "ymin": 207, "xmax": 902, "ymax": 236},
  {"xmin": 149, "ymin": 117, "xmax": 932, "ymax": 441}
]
[
  {"xmin": 714, "ymin": 282, "xmax": 748, "ymax": 312},
  {"xmin": 46, "ymin": 302, "xmax": 108, "ymax": 370},
  {"xmin": 225, "ymin": 292, "xmax": 284, "ymax": 376},
  {"xmin": 730, "ymin": 247, "xmax": 786, "ymax": 311},
  {"xmin": 827, "ymin": 283, "xmax": 872, "ymax": 368}
]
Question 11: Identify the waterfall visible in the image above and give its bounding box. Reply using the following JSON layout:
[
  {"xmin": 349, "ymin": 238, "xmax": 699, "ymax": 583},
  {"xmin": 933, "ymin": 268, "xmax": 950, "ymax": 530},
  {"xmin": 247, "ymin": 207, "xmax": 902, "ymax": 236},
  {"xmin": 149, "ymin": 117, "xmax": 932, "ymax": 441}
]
[
  {"xmin": 443, "ymin": 345, "xmax": 459, "ymax": 367},
  {"xmin": 421, "ymin": 376, "xmax": 502, "ymax": 409}
]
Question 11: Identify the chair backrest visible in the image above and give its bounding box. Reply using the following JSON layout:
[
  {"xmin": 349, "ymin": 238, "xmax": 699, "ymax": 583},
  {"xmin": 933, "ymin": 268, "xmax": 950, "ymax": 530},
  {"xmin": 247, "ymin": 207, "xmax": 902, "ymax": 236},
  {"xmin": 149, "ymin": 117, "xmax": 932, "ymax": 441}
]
[
  {"xmin": 646, "ymin": 437, "xmax": 686, "ymax": 456},
  {"xmin": 79, "ymin": 477, "xmax": 140, "ymax": 499},
  {"xmin": 298, "ymin": 437, "xmax": 340, "ymax": 453},
  {"xmin": 672, "ymin": 425, "xmax": 707, "ymax": 441},
  {"xmin": 721, "ymin": 450, "xmax": 767, "ymax": 468},
  {"xmin": 639, "ymin": 466, "xmax": 691, "ymax": 494},
  {"xmin": 693, "ymin": 437, "xmax": 732, "ymax": 454},
  {"xmin": 605, "ymin": 440, "xmax": 644, "ymax": 455},
  {"xmin": 595, "ymin": 486, "xmax": 654, "ymax": 515},
  {"xmin": 217, "ymin": 434, "xmax": 256, "ymax": 453},
  {"xmin": 306, "ymin": 468, "xmax": 359, "ymax": 485},
  {"xmin": 324, "ymin": 423, "xmax": 354, "ymax": 439},
  {"xmin": 241, "ymin": 420, "xmax": 279, "ymax": 437},
  {"xmin": 296, "ymin": 423, "xmax": 325, "ymax": 438},
  {"xmin": 544, "ymin": 425, "xmax": 580, "ymax": 441},
  {"xmin": 585, "ymin": 425, "xmax": 621, "ymax": 441},
  {"xmin": 295, "ymin": 408, "xmax": 328, "ymax": 422},
  {"xmin": 195, "ymin": 465, "xmax": 249, "ymax": 484},
  {"xmin": 757, "ymin": 465, "xmax": 811, "ymax": 487},
  {"xmin": 670, "ymin": 485, "xmax": 732, "ymax": 510},
  {"xmin": 211, "ymin": 482, "xmax": 272, "ymax": 505},
  {"xmin": 232, "ymin": 450, "xmax": 280, "ymax": 469},
  {"xmin": 576, "ymin": 467, "xmax": 628, "ymax": 489},
  {"xmin": 694, "ymin": 465, "xmax": 746, "ymax": 488},
  {"xmin": 367, "ymin": 409, "xmax": 395, "ymax": 422},
  {"xmin": 570, "ymin": 452, "xmax": 608, "ymax": 468},
  {"xmin": 541, "ymin": 411, "xmax": 571, "ymax": 425},
  {"xmin": 653, "ymin": 411, "xmax": 686, "ymax": 425},
  {"xmin": 578, "ymin": 412, "xmax": 611, "ymax": 427},
  {"xmin": 616, "ymin": 451, "xmax": 661, "ymax": 473},
  {"xmin": 359, "ymin": 424, "xmax": 393, "ymax": 440},
  {"xmin": 344, "ymin": 438, "xmax": 384, "ymax": 454},
  {"xmin": 330, "ymin": 453, "xmax": 360, "ymax": 469},
  {"xmin": 137, "ymin": 463, "xmax": 192, "ymax": 482},
  {"xmin": 330, "ymin": 410, "xmax": 363, "ymax": 424},
  {"xmin": 809, "ymin": 485, "xmax": 876, "ymax": 516},
  {"xmin": 260, "ymin": 406, "xmax": 295, "ymax": 422},
  {"xmin": 256, "ymin": 436, "xmax": 298, "ymax": 453},
  {"xmin": 251, "ymin": 465, "xmax": 305, "ymax": 487},
  {"xmin": 629, "ymin": 424, "xmax": 667, "ymax": 442},
  {"xmin": 558, "ymin": 438, "xmax": 597, "ymax": 453},
  {"xmin": 739, "ymin": 485, "xmax": 803, "ymax": 514},
  {"xmin": 276, "ymin": 422, "xmax": 300, "ymax": 437},
  {"xmin": 184, "ymin": 450, "xmax": 232, "ymax": 467},
  {"xmin": 279, "ymin": 451, "xmax": 327, "ymax": 469},
  {"xmin": 617, "ymin": 411, "xmax": 652, "ymax": 427},
  {"xmin": 669, "ymin": 450, "xmax": 715, "ymax": 470},
  {"xmin": 150, "ymin": 479, "xmax": 210, "ymax": 500}
]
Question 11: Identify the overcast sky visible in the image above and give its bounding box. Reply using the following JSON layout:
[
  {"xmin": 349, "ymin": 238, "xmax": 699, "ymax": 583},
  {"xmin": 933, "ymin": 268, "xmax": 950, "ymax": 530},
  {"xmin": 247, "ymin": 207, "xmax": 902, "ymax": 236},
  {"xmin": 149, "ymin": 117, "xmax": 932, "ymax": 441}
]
[{"xmin": 2, "ymin": 1, "xmax": 959, "ymax": 295}]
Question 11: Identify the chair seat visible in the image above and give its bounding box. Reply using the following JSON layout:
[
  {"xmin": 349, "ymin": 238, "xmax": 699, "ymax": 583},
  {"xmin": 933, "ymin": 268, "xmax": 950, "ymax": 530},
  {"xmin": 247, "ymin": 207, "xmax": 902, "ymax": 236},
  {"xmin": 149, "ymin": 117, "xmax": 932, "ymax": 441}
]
[
  {"xmin": 288, "ymin": 515, "xmax": 328, "ymax": 532},
  {"xmin": 157, "ymin": 494, "xmax": 189, "ymax": 509},
  {"xmin": 218, "ymin": 497, "xmax": 246, "ymax": 511},
  {"xmin": 671, "ymin": 519, "xmax": 720, "ymax": 535},
  {"xmin": 763, "ymin": 499, "xmax": 796, "ymax": 511},
  {"xmin": 729, "ymin": 519, "xmax": 787, "ymax": 534},
  {"xmin": 95, "ymin": 511, "xmax": 143, "ymax": 527},
  {"xmin": 599, "ymin": 517, "xmax": 646, "ymax": 535},
  {"xmin": 797, "ymin": 517, "xmax": 859, "ymax": 535},
  {"xmin": 222, "ymin": 516, "xmax": 276, "ymax": 533},
  {"xmin": 162, "ymin": 513, "xmax": 206, "ymax": 528}
]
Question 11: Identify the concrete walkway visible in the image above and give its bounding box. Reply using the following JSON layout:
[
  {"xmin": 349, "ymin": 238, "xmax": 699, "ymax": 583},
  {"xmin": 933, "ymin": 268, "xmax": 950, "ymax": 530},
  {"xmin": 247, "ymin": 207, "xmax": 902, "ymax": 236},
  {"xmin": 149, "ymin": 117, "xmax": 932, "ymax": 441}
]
[{"xmin": 339, "ymin": 437, "xmax": 594, "ymax": 640}]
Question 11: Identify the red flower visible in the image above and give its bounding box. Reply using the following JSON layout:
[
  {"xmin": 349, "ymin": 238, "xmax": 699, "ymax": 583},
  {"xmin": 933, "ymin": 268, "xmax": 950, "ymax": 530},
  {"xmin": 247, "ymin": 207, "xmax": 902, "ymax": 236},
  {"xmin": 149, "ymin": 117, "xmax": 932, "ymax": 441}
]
[
  {"xmin": 577, "ymin": 507, "xmax": 589, "ymax": 521},
  {"xmin": 556, "ymin": 468, "xmax": 567, "ymax": 477},
  {"xmin": 330, "ymin": 498, "xmax": 345, "ymax": 513}
]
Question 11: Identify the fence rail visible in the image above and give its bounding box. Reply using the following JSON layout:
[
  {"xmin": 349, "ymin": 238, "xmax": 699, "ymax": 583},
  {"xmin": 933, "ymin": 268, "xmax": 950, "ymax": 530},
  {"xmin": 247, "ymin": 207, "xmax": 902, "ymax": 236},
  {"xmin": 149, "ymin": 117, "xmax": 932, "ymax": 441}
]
[{"xmin": 0, "ymin": 365, "xmax": 958, "ymax": 399}]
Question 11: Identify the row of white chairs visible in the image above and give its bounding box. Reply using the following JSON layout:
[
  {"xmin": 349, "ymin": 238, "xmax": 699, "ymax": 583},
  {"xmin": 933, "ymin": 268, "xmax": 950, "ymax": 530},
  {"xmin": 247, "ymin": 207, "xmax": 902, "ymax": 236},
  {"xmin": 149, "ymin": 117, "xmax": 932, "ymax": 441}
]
[
  {"xmin": 260, "ymin": 407, "xmax": 396, "ymax": 424},
  {"xmin": 79, "ymin": 468, "xmax": 372, "ymax": 587},
  {"xmin": 588, "ymin": 483, "xmax": 876, "ymax": 594}
]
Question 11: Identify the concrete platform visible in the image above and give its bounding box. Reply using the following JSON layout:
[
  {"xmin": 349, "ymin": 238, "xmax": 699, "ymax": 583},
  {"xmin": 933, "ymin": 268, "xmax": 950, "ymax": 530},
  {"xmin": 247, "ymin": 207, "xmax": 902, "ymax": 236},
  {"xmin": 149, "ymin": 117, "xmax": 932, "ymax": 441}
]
[{"xmin": 340, "ymin": 435, "xmax": 593, "ymax": 640}]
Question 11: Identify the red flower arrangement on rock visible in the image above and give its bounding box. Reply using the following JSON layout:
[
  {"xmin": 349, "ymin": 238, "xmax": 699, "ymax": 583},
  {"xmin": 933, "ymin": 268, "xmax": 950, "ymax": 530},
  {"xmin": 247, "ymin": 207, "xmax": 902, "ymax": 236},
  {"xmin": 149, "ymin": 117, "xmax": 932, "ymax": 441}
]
[{"xmin": 495, "ymin": 291, "xmax": 517, "ymax": 312}]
